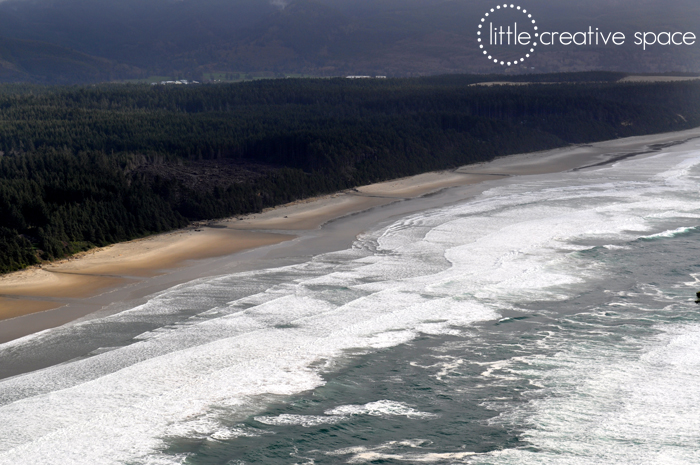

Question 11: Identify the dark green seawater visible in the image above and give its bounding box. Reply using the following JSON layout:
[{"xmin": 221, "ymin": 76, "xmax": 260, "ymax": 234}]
[{"xmin": 173, "ymin": 228, "xmax": 700, "ymax": 465}]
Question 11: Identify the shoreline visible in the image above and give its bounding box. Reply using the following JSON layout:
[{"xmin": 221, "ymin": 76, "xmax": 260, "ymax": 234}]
[
  {"xmin": 471, "ymin": 75, "xmax": 700, "ymax": 87},
  {"xmin": 2, "ymin": 125, "xmax": 700, "ymax": 345}
]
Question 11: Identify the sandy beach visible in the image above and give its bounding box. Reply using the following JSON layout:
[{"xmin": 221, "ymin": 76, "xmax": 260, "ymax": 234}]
[
  {"xmin": 2, "ymin": 125, "xmax": 700, "ymax": 344},
  {"xmin": 619, "ymin": 75, "xmax": 700, "ymax": 83},
  {"xmin": 471, "ymin": 75, "xmax": 700, "ymax": 86}
]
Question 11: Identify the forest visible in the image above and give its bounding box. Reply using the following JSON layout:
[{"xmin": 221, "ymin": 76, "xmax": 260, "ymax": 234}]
[{"xmin": 1, "ymin": 73, "xmax": 699, "ymax": 273}]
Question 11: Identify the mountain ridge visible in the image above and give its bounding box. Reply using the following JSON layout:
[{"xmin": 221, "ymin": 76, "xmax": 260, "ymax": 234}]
[
  {"xmin": 0, "ymin": 35, "xmax": 139, "ymax": 84},
  {"xmin": 0, "ymin": 0, "xmax": 696, "ymax": 84}
]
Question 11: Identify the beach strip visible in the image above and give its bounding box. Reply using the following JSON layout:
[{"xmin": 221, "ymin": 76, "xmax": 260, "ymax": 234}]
[{"xmin": 2, "ymin": 125, "xmax": 700, "ymax": 342}]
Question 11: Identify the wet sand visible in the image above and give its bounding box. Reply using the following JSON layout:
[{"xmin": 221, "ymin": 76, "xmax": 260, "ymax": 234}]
[{"xmin": 2, "ymin": 125, "xmax": 700, "ymax": 344}]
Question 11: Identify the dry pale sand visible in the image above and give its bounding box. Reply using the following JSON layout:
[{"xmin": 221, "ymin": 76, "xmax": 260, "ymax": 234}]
[
  {"xmin": 2, "ymin": 125, "xmax": 700, "ymax": 327},
  {"xmin": 43, "ymin": 229, "xmax": 291, "ymax": 277},
  {"xmin": 469, "ymin": 81, "xmax": 553, "ymax": 87},
  {"xmin": 471, "ymin": 76, "xmax": 700, "ymax": 86},
  {"xmin": 228, "ymin": 194, "xmax": 395, "ymax": 231},
  {"xmin": 229, "ymin": 171, "xmax": 493, "ymax": 231},
  {"xmin": 620, "ymin": 75, "xmax": 700, "ymax": 83},
  {"xmin": 353, "ymin": 171, "xmax": 505, "ymax": 198},
  {"xmin": 0, "ymin": 229, "xmax": 291, "ymax": 320}
]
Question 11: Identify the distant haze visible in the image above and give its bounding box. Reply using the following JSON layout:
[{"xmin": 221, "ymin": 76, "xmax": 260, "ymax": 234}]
[{"xmin": 0, "ymin": 0, "xmax": 695, "ymax": 84}]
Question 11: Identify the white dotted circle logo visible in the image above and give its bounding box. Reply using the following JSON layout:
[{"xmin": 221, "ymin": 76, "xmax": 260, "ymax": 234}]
[{"xmin": 478, "ymin": 4, "xmax": 538, "ymax": 66}]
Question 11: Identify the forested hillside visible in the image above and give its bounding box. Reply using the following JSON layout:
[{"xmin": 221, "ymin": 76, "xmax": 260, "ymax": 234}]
[{"xmin": 1, "ymin": 74, "xmax": 700, "ymax": 273}]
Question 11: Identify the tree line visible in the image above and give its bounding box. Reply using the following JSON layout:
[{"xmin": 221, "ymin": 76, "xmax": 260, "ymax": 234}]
[{"xmin": 1, "ymin": 74, "xmax": 699, "ymax": 273}]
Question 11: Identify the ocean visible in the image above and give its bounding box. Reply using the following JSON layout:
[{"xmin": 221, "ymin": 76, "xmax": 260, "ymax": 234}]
[{"xmin": 1, "ymin": 142, "xmax": 699, "ymax": 464}]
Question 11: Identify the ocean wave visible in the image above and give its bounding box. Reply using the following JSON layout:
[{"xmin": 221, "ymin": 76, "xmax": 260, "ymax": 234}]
[
  {"xmin": 640, "ymin": 225, "xmax": 697, "ymax": 240},
  {"xmin": 471, "ymin": 323, "xmax": 700, "ymax": 465},
  {"xmin": 253, "ymin": 400, "xmax": 436, "ymax": 428},
  {"xmin": 254, "ymin": 414, "xmax": 345, "ymax": 427},
  {"xmin": 325, "ymin": 400, "xmax": 438, "ymax": 418},
  {"xmin": 328, "ymin": 439, "xmax": 474, "ymax": 463}
]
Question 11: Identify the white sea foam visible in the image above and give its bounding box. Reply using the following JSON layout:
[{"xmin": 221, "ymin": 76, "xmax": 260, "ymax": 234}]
[
  {"xmin": 640, "ymin": 225, "xmax": 697, "ymax": 239},
  {"xmin": 601, "ymin": 244, "xmax": 630, "ymax": 250},
  {"xmin": 253, "ymin": 400, "xmax": 436, "ymax": 427},
  {"xmin": 254, "ymin": 414, "xmax": 345, "ymax": 427},
  {"xmin": 329, "ymin": 439, "xmax": 474, "ymax": 463},
  {"xmin": 345, "ymin": 450, "xmax": 475, "ymax": 463},
  {"xmin": 471, "ymin": 323, "xmax": 700, "ymax": 465},
  {"xmin": 325, "ymin": 400, "xmax": 438, "ymax": 418},
  {"xmin": 1, "ymin": 148, "xmax": 700, "ymax": 463}
]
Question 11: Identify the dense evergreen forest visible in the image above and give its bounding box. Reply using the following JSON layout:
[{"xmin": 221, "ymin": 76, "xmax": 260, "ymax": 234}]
[{"xmin": 1, "ymin": 73, "xmax": 699, "ymax": 273}]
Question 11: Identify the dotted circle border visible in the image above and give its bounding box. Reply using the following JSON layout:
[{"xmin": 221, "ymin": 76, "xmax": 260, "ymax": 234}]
[{"xmin": 478, "ymin": 4, "xmax": 538, "ymax": 66}]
